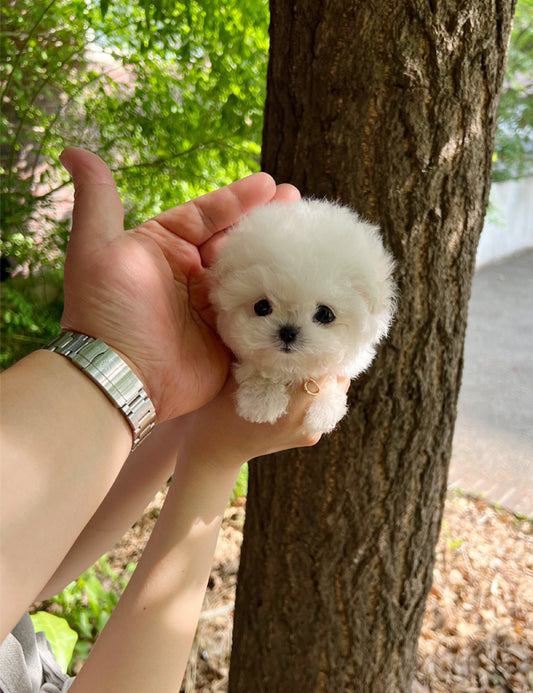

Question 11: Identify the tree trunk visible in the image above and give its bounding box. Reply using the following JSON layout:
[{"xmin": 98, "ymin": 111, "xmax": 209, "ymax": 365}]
[{"xmin": 229, "ymin": 1, "xmax": 516, "ymax": 691}]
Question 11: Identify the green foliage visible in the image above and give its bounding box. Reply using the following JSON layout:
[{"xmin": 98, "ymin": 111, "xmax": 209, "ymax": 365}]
[
  {"xmin": 1, "ymin": 0, "xmax": 95, "ymax": 265},
  {"xmin": 0, "ymin": 273, "xmax": 63, "ymax": 368},
  {"xmin": 445, "ymin": 534, "xmax": 464, "ymax": 552},
  {"xmin": 1, "ymin": 0, "xmax": 268, "ymax": 367},
  {"xmin": 493, "ymin": 0, "xmax": 533, "ymax": 181},
  {"xmin": 230, "ymin": 462, "xmax": 249, "ymax": 503},
  {"xmin": 30, "ymin": 611, "xmax": 78, "ymax": 673},
  {"xmin": 1, "ymin": 0, "xmax": 268, "ymax": 250},
  {"xmin": 44, "ymin": 555, "xmax": 134, "ymax": 672},
  {"xmin": 79, "ymin": 0, "xmax": 268, "ymax": 224}
]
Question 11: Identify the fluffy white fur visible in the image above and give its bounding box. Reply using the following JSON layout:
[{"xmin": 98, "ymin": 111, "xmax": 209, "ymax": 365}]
[{"xmin": 210, "ymin": 198, "xmax": 396, "ymax": 434}]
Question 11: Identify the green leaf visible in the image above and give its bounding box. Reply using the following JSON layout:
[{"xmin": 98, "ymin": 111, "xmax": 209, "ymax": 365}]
[
  {"xmin": 30, "ymin": 611, "xmax": 78, "ymax": 673},
  {"xmin": 76, "ymin": 611, "xmax": 93, "ymax": 640},
  {"xmin": 230, "ymin": 462, "xmax": 249, "ymax": 503},
  {"xmin": 83, "ymin": 575, "xmax": 107, "ymax": 613}
]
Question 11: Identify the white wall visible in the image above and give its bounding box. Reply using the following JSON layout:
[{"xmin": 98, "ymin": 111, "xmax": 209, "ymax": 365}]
[{"xmin": 476, "ymin": 176, "xmax": 533, "ymax": 268}]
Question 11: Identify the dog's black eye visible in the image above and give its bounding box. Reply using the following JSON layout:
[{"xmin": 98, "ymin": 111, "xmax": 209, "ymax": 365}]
[
  {"xmin": 254, "ymin": 299, "xmax": 273, "ymax": 316},
  {"xmin": 314, "ymin": 305, "xmax": 336, "ymax": 325}
]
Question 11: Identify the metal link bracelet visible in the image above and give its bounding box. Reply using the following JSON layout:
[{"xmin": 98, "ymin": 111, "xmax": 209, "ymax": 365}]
[{"xmin": 44, "ymin": 331, "xmax": 156, "ymax": 451}]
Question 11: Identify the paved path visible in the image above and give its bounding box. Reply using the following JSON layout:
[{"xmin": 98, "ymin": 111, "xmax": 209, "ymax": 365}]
[{"xmin": 448, "ymin": 249, "xmax": 533, "ymax": 518}]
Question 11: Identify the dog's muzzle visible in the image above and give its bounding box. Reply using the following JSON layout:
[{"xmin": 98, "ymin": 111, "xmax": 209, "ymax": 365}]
[{"xmin": 278, "ymin": 324, "xmax": 300, "ymax": 351}]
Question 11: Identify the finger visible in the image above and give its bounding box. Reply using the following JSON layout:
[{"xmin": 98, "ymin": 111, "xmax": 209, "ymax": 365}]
[
  {"xmin": 296, "ymin": 374, "xmax": 350, "ymax": 403},
  {"xmin": 148, "ymin": 172, "xmax": 277, "ymax": 246},
  {"xmin": 337, "ymin": 376, "xmax": 351, "ymax": 394},
  {"xmin": 272, "ymin": 183, "xmax": 301, "ymax": 203},
  {"xmin": 199, "ymin": 181, "xmax": 300, "ymax": 267},
  {"xmin": 60, "ymin": 148, "xmax": 124, "ymax": 246},
  {"xmin": 198, "ymin": 231, "xmax": 229, "ymax": 268},
  {"xmin": 313, "ymin": 374, "xmax": 351, "ymax": 394}
]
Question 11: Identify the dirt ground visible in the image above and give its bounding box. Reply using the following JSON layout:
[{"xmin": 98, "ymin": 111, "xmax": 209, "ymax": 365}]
[{"xmin": 108, "ymin": 490, "xmax": 533, "ymax": 693}]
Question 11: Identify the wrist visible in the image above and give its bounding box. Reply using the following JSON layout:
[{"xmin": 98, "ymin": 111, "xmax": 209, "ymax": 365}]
[
  {"xmin": 170, "ymin": 447, "xmax": 243, "ymax": 523},
  {"xmin": 44, "ymin": 331, "xmax": 156, "ymax": 451}
]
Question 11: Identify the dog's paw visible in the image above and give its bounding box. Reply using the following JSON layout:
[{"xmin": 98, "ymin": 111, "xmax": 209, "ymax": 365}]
[
  {"xmin": 303, "ymin": 386, "xmax": 348, "ymax": 435},
  {"xmin": 235, "ymin": 379, "xmax": 290, "ymax": 424}
]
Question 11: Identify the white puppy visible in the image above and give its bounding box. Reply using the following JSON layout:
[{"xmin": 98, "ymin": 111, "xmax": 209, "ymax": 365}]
[{"xmin": 210, "ymin": 198, "xmax": 396, "ymax": 434}]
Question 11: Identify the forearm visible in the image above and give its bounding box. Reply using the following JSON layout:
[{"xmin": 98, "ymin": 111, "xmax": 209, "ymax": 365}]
[
  {"xmin": 70, "ymin": 448, "xmax": 243, "ymax": 693},
  {"xmin": 37, "ymin": 420, "xmax": 181, "ymax": 601},
  {"xmin": 64, "ymin": 377, "xmax": 325, "ymax": 692},
  {"xmin": 0, "ymin": 351, "xmax": 131, "ymax": 636}
]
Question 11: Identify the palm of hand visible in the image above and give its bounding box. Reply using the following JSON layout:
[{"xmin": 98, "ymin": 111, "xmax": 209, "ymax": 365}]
[
  {"xmin": 122, "ymin": 215, "xmax": 230, "ymax": 420},
  {"xmin": 59, "ymin": 148, "xmax": 298, "ymax": 422},
  {"xmin": 64, "ymin": 202, "xmax": 236, "ymax": 422}
]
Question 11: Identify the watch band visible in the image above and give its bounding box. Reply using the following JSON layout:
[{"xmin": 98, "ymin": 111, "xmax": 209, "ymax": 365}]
[{"xmin": 44, "ymin": 331, "xmax": 156, "ymax": 451}]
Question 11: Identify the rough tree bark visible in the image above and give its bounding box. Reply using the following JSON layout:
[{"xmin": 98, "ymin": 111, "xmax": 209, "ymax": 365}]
[{"xmin": 228, "ymin": 1, "xmax": 516, "ymax": 691}]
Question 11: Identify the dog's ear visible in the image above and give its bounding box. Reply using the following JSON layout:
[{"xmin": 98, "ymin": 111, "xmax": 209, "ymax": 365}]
[
  {"xmin": 349, "ymin": 253, "xmax": 397, "ymax": 341},
  {"xmin": 355, "ymin": 269, "xmax": 395, "ymax": 316},
  {"xmin": 351, "ymin": 218, "xmax": 397, "ymax": 317}
]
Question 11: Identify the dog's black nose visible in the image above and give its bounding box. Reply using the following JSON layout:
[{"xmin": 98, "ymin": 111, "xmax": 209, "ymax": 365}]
[{"xmin": 278, "ymin": 324, "xmax": 299, "ymax": 345}]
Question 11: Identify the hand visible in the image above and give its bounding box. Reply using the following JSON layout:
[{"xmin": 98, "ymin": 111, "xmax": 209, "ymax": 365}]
[
  {"xmin": 176, "ymin": 374, "xmax": 352, "ymax": 467},
  {"xmin": 59, "ymin": 148, "xmax": 300, "ymax": 421}
]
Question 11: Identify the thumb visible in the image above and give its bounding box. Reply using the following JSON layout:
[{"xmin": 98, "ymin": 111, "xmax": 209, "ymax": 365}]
[{"xmin": 60, "ymin": 147, "xmax": 124, "ymax": 247}]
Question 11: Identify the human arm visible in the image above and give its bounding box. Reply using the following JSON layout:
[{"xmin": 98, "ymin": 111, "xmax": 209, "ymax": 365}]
[
  {"xmin": 0, "ymin": 350, "xmax": 132, "ymax": 633},
  {"xmin": 69, "ymin": 376, "xmax": 345, "ymax": 693},
  {"xmin": 35, "ymin": 419, "xmax": 181, "ymax": 602}
]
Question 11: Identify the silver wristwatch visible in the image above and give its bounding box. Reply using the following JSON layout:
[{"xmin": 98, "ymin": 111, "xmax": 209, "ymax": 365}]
[{"xmin": 44, "ymin": 331, "xmax": 156, "ymax": 451}]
